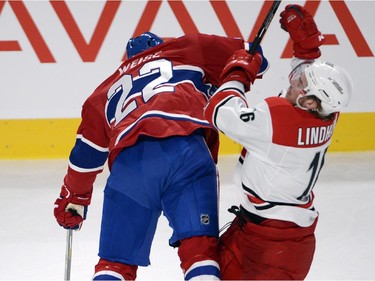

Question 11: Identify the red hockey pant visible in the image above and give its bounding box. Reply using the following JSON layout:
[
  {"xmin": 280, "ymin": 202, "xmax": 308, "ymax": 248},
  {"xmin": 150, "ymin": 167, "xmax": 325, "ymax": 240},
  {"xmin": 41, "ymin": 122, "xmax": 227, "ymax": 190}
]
[{"xmin": 219, "ymin": 216, "xmax": 318, "ymax": 280}]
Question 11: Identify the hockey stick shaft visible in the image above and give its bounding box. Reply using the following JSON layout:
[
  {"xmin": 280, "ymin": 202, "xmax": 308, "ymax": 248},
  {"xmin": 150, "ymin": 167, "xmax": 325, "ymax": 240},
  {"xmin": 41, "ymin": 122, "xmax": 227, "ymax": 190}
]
[
  {"xmin": 248, "ymin": 0, "xmax": 282, "ymax": 55},
  {"xmin": 64, "ymin": 229, "xmax": 73, "ymax": 281}
]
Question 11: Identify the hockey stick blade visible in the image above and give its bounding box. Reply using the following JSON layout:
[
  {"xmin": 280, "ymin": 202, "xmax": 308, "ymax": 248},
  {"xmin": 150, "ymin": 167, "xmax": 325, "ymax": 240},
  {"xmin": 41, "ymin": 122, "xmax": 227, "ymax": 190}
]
[{"xmin": 249, "ymin": 0, "xmax": 282, "ymax": 55}]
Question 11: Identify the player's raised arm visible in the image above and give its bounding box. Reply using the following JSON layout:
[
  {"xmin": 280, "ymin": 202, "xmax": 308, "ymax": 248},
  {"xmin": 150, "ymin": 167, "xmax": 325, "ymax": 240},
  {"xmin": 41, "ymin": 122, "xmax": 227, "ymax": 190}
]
[
  {"xmin": 204, "ymin": 49, "xmax": 265, "ymax": 143},
  {"xmin": 279, "ymin": 4, "xmax": 325, "ymax": 60}
]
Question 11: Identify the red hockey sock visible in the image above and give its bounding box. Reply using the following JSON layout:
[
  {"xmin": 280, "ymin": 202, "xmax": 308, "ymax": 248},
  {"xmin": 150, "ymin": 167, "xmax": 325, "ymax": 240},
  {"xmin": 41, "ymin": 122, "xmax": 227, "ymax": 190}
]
[
  {"xmin": 93, "ymin": 258, "xmax": 138, "ymax": 280},
  {"xmin": 178, "ymin": 236, "xmax": 220, "ymax": 279}
]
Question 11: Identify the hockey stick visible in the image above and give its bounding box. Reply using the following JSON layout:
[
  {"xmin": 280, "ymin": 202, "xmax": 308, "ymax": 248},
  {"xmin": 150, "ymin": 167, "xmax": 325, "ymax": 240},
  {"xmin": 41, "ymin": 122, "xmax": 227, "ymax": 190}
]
[
  {"xmin": 248, "ymin": 0, "xmax": 282, "ymax": 55},
  {"xmin": 64, "ymin": 229, "xmax": 73, "ymax": 281}
]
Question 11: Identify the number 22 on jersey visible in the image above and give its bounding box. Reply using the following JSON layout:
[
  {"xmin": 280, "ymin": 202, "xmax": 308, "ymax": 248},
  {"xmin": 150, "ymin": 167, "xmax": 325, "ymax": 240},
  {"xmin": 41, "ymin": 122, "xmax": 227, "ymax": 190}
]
[{"xmin": 105, "ymin": 59, "xmax": 174, "ymax": 126}]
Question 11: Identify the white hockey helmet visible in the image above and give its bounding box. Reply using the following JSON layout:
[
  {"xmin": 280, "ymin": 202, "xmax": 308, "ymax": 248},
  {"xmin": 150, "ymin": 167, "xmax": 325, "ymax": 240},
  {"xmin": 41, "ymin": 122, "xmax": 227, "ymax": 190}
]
[{"xmin": 303, "ymin": 60, "xmax": 353, "ymax": 116}]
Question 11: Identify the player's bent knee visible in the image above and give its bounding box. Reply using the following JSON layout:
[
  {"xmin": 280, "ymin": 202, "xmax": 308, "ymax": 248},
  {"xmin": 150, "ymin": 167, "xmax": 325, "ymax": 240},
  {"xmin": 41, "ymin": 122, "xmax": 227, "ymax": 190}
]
[
  {"xmin": 93, "ymin": 258, "xmax": 138, "ymax": 281},
  {"xmin": 178, "ymin": 236, "xmax": 220, "ymax": 280}
]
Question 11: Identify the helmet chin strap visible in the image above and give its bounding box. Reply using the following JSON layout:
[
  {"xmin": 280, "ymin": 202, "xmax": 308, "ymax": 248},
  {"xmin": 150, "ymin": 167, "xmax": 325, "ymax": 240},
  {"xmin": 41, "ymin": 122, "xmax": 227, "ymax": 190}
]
[
  {"xmin": 295, "ymin": 93, "xmax": 309, "ymax": 111},
  {"xmin": 296, "ymin": 93, "xmax": 320, "ymax": 113}
]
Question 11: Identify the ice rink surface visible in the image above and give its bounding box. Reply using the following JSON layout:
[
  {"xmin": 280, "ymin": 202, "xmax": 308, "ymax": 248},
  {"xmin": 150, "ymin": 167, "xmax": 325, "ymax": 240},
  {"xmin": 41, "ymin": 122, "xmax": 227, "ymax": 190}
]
[{"xmin": 1, "ymin": 151, "xmax": 375, "ymax": 280}]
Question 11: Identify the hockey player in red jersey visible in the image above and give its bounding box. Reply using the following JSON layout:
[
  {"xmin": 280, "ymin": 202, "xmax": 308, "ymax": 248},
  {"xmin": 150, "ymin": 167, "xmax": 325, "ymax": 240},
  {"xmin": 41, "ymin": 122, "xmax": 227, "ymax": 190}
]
[
  {"xmin": 53, "ymin": 31, "xmax": 268, "ymax": 280},
  {"xmin": 204, "ymin": 4, "xmax": 353, "ymax": 280}
]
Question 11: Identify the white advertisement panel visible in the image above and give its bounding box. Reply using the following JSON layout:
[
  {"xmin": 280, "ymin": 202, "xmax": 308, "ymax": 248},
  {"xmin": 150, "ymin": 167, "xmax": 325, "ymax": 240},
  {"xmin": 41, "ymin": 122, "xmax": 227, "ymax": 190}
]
[{"xmin": 0, "ymin": 0, "xmax": 374, "ymax": 119}]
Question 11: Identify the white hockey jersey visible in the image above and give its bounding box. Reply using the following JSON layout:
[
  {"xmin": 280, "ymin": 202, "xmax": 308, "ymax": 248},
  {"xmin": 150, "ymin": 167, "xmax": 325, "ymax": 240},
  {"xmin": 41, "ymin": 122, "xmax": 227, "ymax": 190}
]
[{"xmin": 205, "ymin": 81, "xmax": 339, "ymax": 227}]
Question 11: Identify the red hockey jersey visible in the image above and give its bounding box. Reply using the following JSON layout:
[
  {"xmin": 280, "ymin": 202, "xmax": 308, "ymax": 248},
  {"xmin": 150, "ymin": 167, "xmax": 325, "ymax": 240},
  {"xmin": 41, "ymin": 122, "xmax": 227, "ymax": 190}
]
[{"xmin": 64, "ymin": 33, "xmax": 249, "ymax": 195}]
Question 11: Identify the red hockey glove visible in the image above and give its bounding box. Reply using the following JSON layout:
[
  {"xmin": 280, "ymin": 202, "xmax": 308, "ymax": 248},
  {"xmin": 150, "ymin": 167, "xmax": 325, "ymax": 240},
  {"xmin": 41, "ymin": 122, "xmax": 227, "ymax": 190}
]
[
  {"xmin": 279, "ymin": 4, "xmax": 325, "ymax": 59},
  {"xmin": 54, "ymin": 185, "xmax": 91, "ymax": 230},
  {"xmin": 220, "ymin": 49, "xmax": 262, "ymax": 92}
]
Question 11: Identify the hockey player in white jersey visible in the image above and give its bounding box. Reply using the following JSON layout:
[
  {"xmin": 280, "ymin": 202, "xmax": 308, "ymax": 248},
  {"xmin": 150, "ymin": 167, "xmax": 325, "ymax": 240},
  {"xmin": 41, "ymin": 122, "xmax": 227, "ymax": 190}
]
[{"xmin": 204, "ymin": 4, "xmax": 353, "ymax": 280}]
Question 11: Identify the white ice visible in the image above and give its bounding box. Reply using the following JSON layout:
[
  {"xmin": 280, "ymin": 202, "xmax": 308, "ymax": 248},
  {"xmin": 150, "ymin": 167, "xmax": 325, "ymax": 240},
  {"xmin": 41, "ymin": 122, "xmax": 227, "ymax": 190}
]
[{"xmin": 1, "ymin": 152, "xmax": 374, "ymax": 280}]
